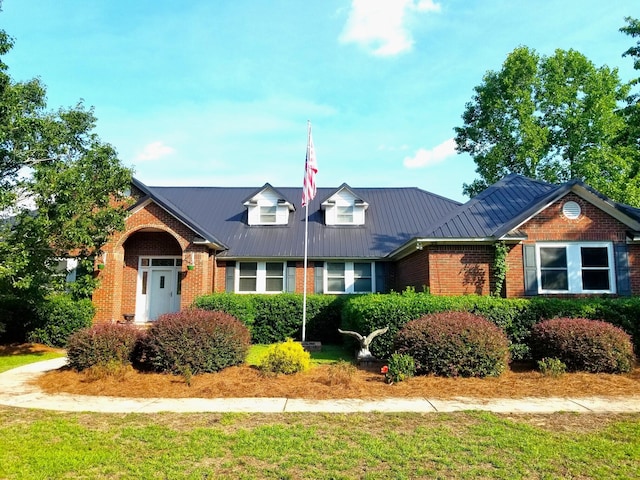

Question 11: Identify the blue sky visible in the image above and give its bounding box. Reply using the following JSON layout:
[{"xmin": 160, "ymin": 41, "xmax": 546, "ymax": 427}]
[{"xmin": 2, "ymin": 0, "xmax": 638, "ymax": 202}]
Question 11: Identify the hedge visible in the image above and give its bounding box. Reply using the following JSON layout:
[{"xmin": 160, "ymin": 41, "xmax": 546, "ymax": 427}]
[
  {"xmin": 341, "ymin": 291, "xmax": 640, "ymax": 360},
  {"xmin": 193, "ymin": 293, "xmax": 346, "ymax": 344}
]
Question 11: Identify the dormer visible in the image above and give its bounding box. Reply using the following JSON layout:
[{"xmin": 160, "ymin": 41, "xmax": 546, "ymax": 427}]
[
  {"xmin": 243, "ymin": 184, "xmax": 295, "ymax": 226},
  {"xmin": 321, "ymin": 184, "xmax": 369, "ymax": 226}
]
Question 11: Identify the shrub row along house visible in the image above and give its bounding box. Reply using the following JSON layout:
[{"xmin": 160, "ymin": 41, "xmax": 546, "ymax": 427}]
[{"xmin": 91, "ymin": 173, "xmax": 640, "ymax": 324}]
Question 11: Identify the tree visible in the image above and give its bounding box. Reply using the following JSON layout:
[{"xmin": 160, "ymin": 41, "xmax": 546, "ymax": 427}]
[
  {"xmin": 0, "ymin": 27, "xmax": 132, "ymax": 301},
  {"xmin": 618, "ymin": 17, "xmax": 640, "ymax": 173},
  {"xmin": 455, "ymin": 46, "xmax": 637, "ymax": 203}
]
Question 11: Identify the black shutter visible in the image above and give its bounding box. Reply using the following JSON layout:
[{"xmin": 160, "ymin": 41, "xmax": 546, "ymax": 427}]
[
  {"xmin": 614, "ymin": 244, "xmax": 631, "ymax": 296},
  {"xmin": 375, "ymin": 262, "xmax": 387, "ymax": 293},
  {"xmin": 286, "ymin": 261, "xmax": 296, "ymax": 293},
  {"xmin": 314, "ymin": 262, "xmax": 324, "ymax": 294},
  {"xmin": 523, "ymin": 245, "xmax": 538, "ymax": 296},
  {"xmin": 225, "ymin": 261, "xmax": 236, "ymax": 292}
]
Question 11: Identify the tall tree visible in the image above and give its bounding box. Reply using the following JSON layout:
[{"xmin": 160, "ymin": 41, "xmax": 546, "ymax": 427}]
[
  {"xmin": 455, "ymin": 46, "xmax": 635, "ymax": 203},
  {"xmin": 618, "ymin": 17, "xmax": 640, "ymax": 173},
  {"xmin": 0, "ymin": 27, "xmax": 132, "ymax": 299}
]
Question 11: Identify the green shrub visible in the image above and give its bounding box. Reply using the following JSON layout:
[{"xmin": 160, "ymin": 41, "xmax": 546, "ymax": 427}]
[
  {"xmin": 67, "ymin": 323, "xmax": 141, "ymax": 371},
  {"xmin": 394, "ymin": 311, "xmax": 510, "ymax": 377},
  {"xmin": 537, "ymin": 357, "xmax": 567, "ymax": 377},
  {"xmin": 382, "ymin": 353, "xmax": 416, "ymax": 384},
  {"xmin": 26, "ymin": 294, "xmax": 95, "ymax": 347},
  {"xmin": 140, "ymin": 309, "xmax": 251, "ymax": 374},
  {"xmin": 0, "ymin": 295, "xmax": 36, "ymax": 344},
  {"xmin": 193, "ymin": 293, "xmax": 345, "ymax": 344},
  {"xmin": 530, "ymin": 318, "xmax": 635, "ymax": 374},
  {"xmin": 258, "ymin": 338, "xmax": 311, "ymax": 375}
]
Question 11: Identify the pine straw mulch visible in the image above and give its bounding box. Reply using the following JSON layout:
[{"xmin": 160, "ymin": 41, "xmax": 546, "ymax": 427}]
[{"xmin": 34, "ymin": 360, "xmax": 640, "ymax": 400}]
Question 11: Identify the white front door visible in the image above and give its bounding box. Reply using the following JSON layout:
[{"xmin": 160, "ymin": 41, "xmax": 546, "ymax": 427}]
[
  {"xmin": 135, "ymin": 257, "xmax": 183, "ymax": 322},
  {"xmin": 148, "ymin": 269, "xmax": 176, "ymax": 321}
]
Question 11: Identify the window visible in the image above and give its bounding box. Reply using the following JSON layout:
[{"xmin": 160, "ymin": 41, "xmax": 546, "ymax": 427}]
[
  {"xmin": 327, "ymin": 263, "xmax": 346, "ymax": 292},
  {"xmin": 237, "ymin": 261, "xmax": 285, "ymax": 293},
  {"xmin": 325, "ymin": 262, "xmax": 375, "ymax": 293},
  {"xmin": 238, "ymin": 262, "xmax": 258, "ymax": 291},
  {"xmin": 336, "ymin": 206, "xmax": 354, "ymax": 224},
  {"xmin": 259, "ymin": 206, "xmax": 277, "ymax": 223},
  {"xmin": 537, "ymin": 243, "xmax": 615, "ymax": 294},
  {"xmin": 265, "ymin": 262, "xmax": 284, "ymax": 292},
  {"xmin": 353, "ymin": 263, "xmax": 372, "ymax": 292}
]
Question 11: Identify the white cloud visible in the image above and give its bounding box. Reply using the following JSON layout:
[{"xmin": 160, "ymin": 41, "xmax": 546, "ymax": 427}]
[
  {"xmin": 339, "ymin": 0, "xmax": 441, "ymax": 56},
  {"xmin": 134, "ymin": 141, "xmax": 176, "ymax": 162},
  {"xmin": 403, "ymin": 138, "xmax": 457, "ymax": 168}
]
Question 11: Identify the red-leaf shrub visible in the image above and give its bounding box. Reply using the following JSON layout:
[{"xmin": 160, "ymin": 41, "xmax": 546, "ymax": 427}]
[
  {"xmin": 139, "ymin": 309, "xmax": 251, "ymax": 374},
  {"xmin": 394, "ymin": 311, "xmax": 510, "ymax": 377},
  {"xmin": 531, "ymin": 318, "xmax": 635, "ymax": 373},
  {"xmin": 67, "ymin": 323, "xmax": 141, "ymax": 371}
]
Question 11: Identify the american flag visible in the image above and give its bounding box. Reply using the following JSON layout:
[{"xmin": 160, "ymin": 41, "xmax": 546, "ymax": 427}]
[{"xmin": 301, "ymin": 124, "xmax": 318, "ymax": 207}]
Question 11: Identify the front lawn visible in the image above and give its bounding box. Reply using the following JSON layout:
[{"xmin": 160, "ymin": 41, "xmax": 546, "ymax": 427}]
[
  {"xmin": 0, "ymin": 344, "xmax": 65, "ymax": 374},
  {"xmin": 0, "ymin": 408, "xmax": 638, "ymax": 479}
]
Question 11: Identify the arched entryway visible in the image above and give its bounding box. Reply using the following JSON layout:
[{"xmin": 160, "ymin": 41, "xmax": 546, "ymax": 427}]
[{"xmin": 122, "ymin": 230, "xmax": 184, "ymax": 322}]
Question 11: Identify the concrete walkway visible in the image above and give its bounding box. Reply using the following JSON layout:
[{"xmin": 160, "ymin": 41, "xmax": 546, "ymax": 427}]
[{"xmin": 2, "ymin": 358, "xmax": 640, "ymax": 414}]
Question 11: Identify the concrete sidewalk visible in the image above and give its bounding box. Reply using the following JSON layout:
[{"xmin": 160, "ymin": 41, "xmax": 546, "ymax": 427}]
[{"xmin": 2, "ymin": 358, "xmax": 640, "ymax": 414}]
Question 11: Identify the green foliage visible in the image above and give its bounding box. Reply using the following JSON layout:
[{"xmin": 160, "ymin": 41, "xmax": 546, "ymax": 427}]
[
  {"xmin": 26, "ymin": 294, "xmax": 95, "ymax": 347},
  {"xmin": 193, "ymin": 293, "xmax": 345, "ymax": 344},
  {"xmin": 493, "ymin": 241, "xmax": 509, "ymax": 297},
  {"xmin": 394, "ymin": 311, "xmax": 510, "ymax": 378},
  {"xmin": 455, "ymin": 46, "xmax": 635, "ymax": 204},
  {"xmin": 140, "ymin": 309, "xmax": 251, "ymax": 375},
  {"xmin": 531, "ymin": 318, "xmax": 635, "ymax": 374},
  {"xmin": 383, "ymin": 353, "xmax": 416, "ymax": 384},
  {"xmin": 66, "ymin": 323, "xmax": 141, "ymax": 371},
  {"xmin": 537, "ymin": 357, "xmax": 567, "ymax": 377},
  {"xmin": 258, "ymin": 338, "xmax": 311, "ymax": 375},
  {"xmin": 0, "ymin": 294, "xmax": 35, "ymax": 343},
  {"xmin": 0, "ymin": 26, "xmax": 132, "ymax": 317}
]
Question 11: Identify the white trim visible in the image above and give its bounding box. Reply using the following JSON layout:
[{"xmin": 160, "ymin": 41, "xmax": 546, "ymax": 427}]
[
  {"xmin": 536, "ymin": 242, "xmax": 616, "ymax": 294},
  {"xmin": 235, "ymin": 261, "xmax": 286, "ymax": 293},
  {"xmin": 323, "ymin": 261, "xmax": 375, "ymax": 294},
  {"xmin": 135, "ymin": 256, "xmax": 182, "ymax": 322}
]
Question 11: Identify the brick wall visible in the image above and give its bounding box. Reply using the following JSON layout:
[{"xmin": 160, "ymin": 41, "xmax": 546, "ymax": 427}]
[
  {"xmin": 505, "ymin": 192, "xmax": 633, "ymax": 297},
  {"xmin": 428, "ymin": 244, "xmax": 494, "ymax": 296},
  {"xmin": 92, "ymin": 202, "xmax": 215, "ymax": 323},
  {"xmin": 393, "ymin": 249, "xmax": 430, "ymax": 292}
]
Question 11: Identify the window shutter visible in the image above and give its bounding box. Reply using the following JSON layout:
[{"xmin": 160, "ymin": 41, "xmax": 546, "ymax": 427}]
[
  {"xmin": 523, "ymin": 245, "xmax": 538, "ymax": 296},
  {"xmin": 375, "ymin": 262, "xmax": 387, "ymax": 293},
  {"xmin": 314, "ymin": 262, "xmax": 324, "ymax": 294},
  {"xmin": 225, "ymin": 261, "xmax": 236, "ymax": 292},
  {"xmin": 614, "ymin": 244, "xmax": 631, "ymax": 296},
  {"xmin": 286, "ymin": 261, "xmax": 296, "ymax": 293}
]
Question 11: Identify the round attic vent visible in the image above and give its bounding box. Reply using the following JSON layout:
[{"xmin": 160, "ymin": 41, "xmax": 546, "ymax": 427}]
[{"xmin": 562, "ymin": 201, "xmax": 581, "ymax": 220}]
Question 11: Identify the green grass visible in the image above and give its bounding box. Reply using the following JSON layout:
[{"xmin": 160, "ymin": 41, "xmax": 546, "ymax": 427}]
[
  {"xmin": 245, "ymin": 343, "xmax": 353, "ymax": 366},
  {"xmin": 0, "ymin": 351, "xmax": 64, "ymax": 374},
  {"xmin": 0, "ymin": 408, "xmax": 638, "ymax": 479}
]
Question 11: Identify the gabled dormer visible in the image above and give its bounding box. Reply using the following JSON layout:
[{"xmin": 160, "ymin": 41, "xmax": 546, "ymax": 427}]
[
  {"xmin": 243, "ymin": 183, "xmax": 295, "ymax": 226},
  {"xmin": 321, "ymin": 184, "xmax": 369, "ymax": 226}
]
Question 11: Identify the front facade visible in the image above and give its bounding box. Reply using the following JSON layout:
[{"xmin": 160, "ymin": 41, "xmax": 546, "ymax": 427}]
[{"xmin": 91, "ymin": 175, "xmax": 640, "ymax": 324}]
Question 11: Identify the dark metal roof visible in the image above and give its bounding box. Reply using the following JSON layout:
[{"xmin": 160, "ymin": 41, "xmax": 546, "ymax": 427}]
[
  {"xmin": 420, "ymin": 174, "xmax": 559, "ymax": 239},
  {"xmin": 138, "ymin": 181, "xmax": 462, "ymax": 259}
]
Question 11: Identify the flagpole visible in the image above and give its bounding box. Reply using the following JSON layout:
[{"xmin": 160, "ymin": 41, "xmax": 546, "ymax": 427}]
[{"xmin": 302, "ymin": 121, "xmax": 311, "ymax": 343}]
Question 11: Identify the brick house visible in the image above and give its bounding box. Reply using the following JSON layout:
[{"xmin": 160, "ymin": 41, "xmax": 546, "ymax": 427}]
[{"xmin": 91, "ymin": 174, "xmax": 640, "ymax": 324}]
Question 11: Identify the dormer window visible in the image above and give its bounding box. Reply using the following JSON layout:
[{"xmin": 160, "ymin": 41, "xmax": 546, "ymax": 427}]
[
  {"xmin": 243, "ymin": 184, "xmax": 295, "ymax": 226},
  {"xmin": 337, "ymin": 206, "xmax": 354, "ymax": 224},
  {"xmin": 260, "ymin": 206, "xmax": 277, "ymax": 223},
  {"xmin": 321, "ymin": 184, "xmax": 368, "ymax": 226}
]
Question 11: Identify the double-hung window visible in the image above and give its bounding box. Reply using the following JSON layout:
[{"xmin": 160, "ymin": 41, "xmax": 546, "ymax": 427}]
[
  {"xmin": 336, "ymin": 206, "xmax": 354, "ymax": 224},
  {"xmin": 537, "ymin": 243, "xmax": 615, "ymax": 294},
  {"xmin": 259, "ymin": 206, "xmax": 277, "ymax": 224},
  {"xmin": 325, "ymin": 262, "xmax": 374, "ymax": 293},
  {"xmin": 237, "ymin": 261, "xmax": 285, "ymax": 293}
]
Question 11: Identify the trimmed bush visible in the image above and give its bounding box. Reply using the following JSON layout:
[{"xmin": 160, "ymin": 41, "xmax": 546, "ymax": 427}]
[
  {"xmin": 394, "ymin": 311, "xmax": 510, "ymax": 377},
  {"xmin": 258, "ymin": 338, "xmax": 311, "ymax": 375},
  {"xmin": 140, "ymin": 309, "xmax": 251, "ymax": 374},
  {"xmin": 537, "ymin": 357, "xmax": 567, "ymax": 377},
  {"xmin": 530, "ymin": 318, "xmax": 635, "ymax": 374},
  {"xmin": 27, "ymin": 294, "xmax": 95, "ymax": 347},
  {"xmin": 193, "ymin": 293, "xmax": 345, "ymax": 344},
  {"xmin": 383, "ymin": 353, "xmax": 416, "ymax": 384},
  {"xmin": 67, "ymin": 323, "xmax": 141, "ymax": 371}
]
